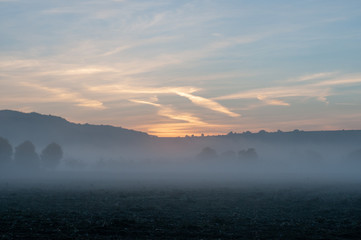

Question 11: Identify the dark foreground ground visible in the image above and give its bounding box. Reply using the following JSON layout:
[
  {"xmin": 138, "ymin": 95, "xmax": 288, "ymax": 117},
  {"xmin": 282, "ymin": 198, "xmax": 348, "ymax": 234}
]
[{"xmin": 1, "ymin": 174, "xmax": 361, "ymax": 239}]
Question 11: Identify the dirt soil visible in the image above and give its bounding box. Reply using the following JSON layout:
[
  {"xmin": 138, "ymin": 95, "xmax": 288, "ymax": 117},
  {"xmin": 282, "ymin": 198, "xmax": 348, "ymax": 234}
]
[{"xmin": 1, "ymin": 183, "xmax": 361, "ymax": 239}]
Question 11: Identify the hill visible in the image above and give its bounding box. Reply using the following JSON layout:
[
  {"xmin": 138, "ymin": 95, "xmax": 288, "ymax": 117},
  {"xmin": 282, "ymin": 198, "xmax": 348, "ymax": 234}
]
[
  {"xmin": 220, "ymin": 129, "xmax": 361, "ymax": 144},
  {"xmin": 1, "ymin": 110, "xmax": 361, "ymax": 161},
  {"xmin": 0, "ymin": 110, "xmax": 153, "ymax": 149}
]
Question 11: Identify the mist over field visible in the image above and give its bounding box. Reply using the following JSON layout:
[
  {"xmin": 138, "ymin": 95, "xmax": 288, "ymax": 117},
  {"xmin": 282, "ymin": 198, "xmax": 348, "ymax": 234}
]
[
  {"xmin": 1, "ymin": 110, "xmax": 361, "ymax": 189},
  {"xmin": 2, "ymin": 111, "xmax": 361, "ymax": 239}
]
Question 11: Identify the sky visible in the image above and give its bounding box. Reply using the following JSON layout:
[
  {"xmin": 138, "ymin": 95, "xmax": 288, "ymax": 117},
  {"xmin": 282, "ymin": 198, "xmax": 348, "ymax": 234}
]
[{"xmin": 1, "ymin": 0, "xmax": 361, "ymax": 137}]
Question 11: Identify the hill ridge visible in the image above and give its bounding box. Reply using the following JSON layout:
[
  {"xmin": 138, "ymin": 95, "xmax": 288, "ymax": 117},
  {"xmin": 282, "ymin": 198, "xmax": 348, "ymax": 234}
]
[{"xmin": 0, "ymin": 110, "xmax": 152, "ymax": 147}]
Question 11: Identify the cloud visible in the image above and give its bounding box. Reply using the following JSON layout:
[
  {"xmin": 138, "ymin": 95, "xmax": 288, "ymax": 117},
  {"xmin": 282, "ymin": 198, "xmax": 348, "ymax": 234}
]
[
  {"xmin": 216, "ymin": 74, "xmax": 361, "ymax": 107},
  {"xmin": 130, "ymin": 99, "xmax": 205, "ymax": 124},
  {"xmin": 88, "ymin": 84, "xmax": 239, "ymax": 117},
  {"xmin": 313, "ymin": 77, "xmax": 361, "ymax": 87},
  {"xmin": 256, "ymin": 95, "xmax": 290, "ymax": 106},
  {"xmin": 61, "ymin": 67, "xmax": 116, "ymax": 75},
  {"xmin": 96, "ymin": 34, "xmax": 264, "ymax": 76},
  {"xmin": 0, "ymin": 59, "xmax": 41, "ymax": 69},
  {"xmin": 88, "ymin": 84, "xmax": 198, "ymax": 95},
  {"xmin": 295, "ymin": 72, "xmax": 338, "ymax": 82},
  {"xmin": 0, "ymin": 56, "xmax": 240, "ymax": 118},
  {"xmin": 0, "ymin": 58, "xmax": 117, "ymax": 77},
  {"xmin": 2, "ymin": 1, "xmax": 361, "ymax": 136},
  {"xmin": 101, "ymin": 45, "xmax": 134, "ymax": 57},
  {"xmin": 173, "ymin": 91, "xmax": 240, "ymax": 117},
  {"xmin": 42, "ymin": 7, "xmax": 82, "ymax": 15},
  {"xmin": 20, "ymin": 82, "xmax": 105, "ymax": 109},
  {"xmin": 215, "ymin": 85, "xmax": 329, "ymax": 104},
  {"xmin": 101, "ymin": 36, "xmax": 177, "ymax": 57},
  {"xmin": 158, "ymin": 107, "xmax": 205, "ymax": 124},
  {"xmin": 129, "ymin": 99, "xmax": 160, "ymax": 107}
]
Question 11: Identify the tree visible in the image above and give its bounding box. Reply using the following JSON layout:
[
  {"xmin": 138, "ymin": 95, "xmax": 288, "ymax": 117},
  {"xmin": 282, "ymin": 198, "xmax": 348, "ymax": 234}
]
[
  {"xmin": 14, "ymin": 140, "xmax": 39, "ymax": 168},
  {"xmin": 0, "ymin": 137, "xmax": 12, "ymax": 165},
  {"xmin": 196, "ymin": 147, "xmax": 218, "ymax": 161},
  {"xmin": 238, "ymin": 148, "xmax": 258, "ymax": 161},
  {"xmin": 41, "ymin": 142, "xmax": 63, "ymax": 169}
]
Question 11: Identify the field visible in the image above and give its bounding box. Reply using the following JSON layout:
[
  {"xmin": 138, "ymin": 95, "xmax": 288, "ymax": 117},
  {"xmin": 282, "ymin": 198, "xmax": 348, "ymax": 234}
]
[{"xmin": 1, "ymin": 170, "xmax": 361, "ymax": 239}]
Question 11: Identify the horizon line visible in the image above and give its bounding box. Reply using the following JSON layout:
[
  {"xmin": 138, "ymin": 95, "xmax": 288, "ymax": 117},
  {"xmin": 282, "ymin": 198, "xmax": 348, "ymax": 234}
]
[{"xmin": 1, "ymin": 109, "xmax": 361, "ymax": 138}]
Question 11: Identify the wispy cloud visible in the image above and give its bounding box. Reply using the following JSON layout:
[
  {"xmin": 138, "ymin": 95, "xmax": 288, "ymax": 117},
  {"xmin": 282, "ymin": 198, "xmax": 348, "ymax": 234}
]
[
  {"xmin": 20, "ymin": 82, "xmax": 105, "ymax": 109},
  {"xmin": 130, "ymin": 99, "xmax": 205, "ymax": 124},
  {"xmin": 294, "ymin": 72, "xmax": 338, "ymax": 82},
  {"xmin": 2, "ymin": 0, "xmax": 361, "ymax": 135},
  {"xmin": 313, "ymin": 77, "xmax": 361, "ymax": 87},
  {"xmin": 60, "ymin": 67, "xmax": 117, "ymax": 75},
  {"xmin": 215, "ymin": 85, "xmax": 329, "ymax": 104},
  {"xmin": 0, "ymin": 59, "xmax": 41, "ymax": 69},
  {"xmin": 129, "ymin": 99, "xmax": 160, "ymax": 107},
  {"xmin": 101, "ymin": 36, "xmax": 177, "ymax": 57},
  {"xmin": 88, "ymin": 84, "xmax": 239, "ymax": 117},
  {"xmin": 0, "ymin": 58, "xmax": 116, "ymax": 76},
  {"xmin": 42, "ymin": 7, "xmax": 82, "ymax": 15},
  {"xmin": 173, "ymin": 91, "xmax": 240, "ymax": 117},
  {"xmin": 88, "ymin": 84, "xmax": 198, "ymax": 95},
  {"xmin": 216, "ymin": 74, "xmax": 361, "ymax": 107},
  {"xmin": 256, "ymin": 95, "xmax": 290, "ymax": 106}
]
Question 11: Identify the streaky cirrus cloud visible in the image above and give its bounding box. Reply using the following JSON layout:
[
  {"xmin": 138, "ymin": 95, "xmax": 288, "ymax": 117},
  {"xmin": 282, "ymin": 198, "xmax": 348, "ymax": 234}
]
[
  {"xmin": 129, "ymin": 99, "xmax": 205, "ymax": 125},
  {"xmin": 215, "ymin": 74, "xmax": 361, "ymax": 106},
  {"xmin": 87, "ymin": 84, "xmax": 198, "ymax": 95},
  {"xmin": 88, "ymin": 84, "xmax": 239, "ymax": 117},
  {"xmin": 215, "ymin": 85, "xmax": 330, "ymax": 105},
  {"xmin": 292, "ymin": 72, "xmax": 338, "ymax": 82},
  {"xmin": 1, "ymin": 0, "xmax": 361, "ymax": 135},
  {"xmin": 20, "ymin": 82, "xmax": 105, "ymax": 109},
  {"xmin": 173, "ymin": 91, "xmax": 240, "ymax": 117}
]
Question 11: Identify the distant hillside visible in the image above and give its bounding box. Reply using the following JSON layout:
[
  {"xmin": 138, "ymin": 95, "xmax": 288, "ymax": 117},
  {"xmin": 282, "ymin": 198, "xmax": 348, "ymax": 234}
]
[
  {"xmin": 0, "ymin": 110, "xmax": 153, "ymax": 148},
  {"xmin": 220, "ymin": 129, "xmax": 361, "ymax": 145},
  {"xmin": 1, "ymin": 109, "xmax": 360, "ymax": 154}
]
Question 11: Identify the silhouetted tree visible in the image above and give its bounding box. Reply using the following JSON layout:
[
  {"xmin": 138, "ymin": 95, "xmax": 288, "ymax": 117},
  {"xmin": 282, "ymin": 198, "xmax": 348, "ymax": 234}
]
[
  {"xmin": 14, "ymin": 141, "xmax": 39, "ymax": 168},
  {"xmin": 41, "ymin": 142, "xmax": 63, "ymax": 169},
  {"xmin": 238, "ymin": 148, "xmax": 258, "ymax": 161},
  {"xmin": 197, "ymin": 147, "xmax": 218, "ymax": 161},
  {"xmin": 0, "ymin": 137, "xmax": 12, "ymax": 165}
]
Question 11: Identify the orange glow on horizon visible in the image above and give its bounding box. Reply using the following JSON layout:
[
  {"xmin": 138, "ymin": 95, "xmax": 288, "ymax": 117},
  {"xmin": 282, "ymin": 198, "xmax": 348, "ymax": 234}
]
[
  {"xmin": 136, "ymin": 123, "xmax": 233, "ymax": 138},
  {"xmin": 52, "ymin": 112, "xmax": 361, "ymax": 138}
]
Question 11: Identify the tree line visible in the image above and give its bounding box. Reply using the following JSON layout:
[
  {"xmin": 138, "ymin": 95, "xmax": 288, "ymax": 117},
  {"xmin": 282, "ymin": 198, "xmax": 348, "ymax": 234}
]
[
  {"xmin": 196, "ymin": 147, "xmax": 258, "ymax": 162},
  {"xmin": 0, "ymin": 137, "xmax": 63, "ymax": 169}
]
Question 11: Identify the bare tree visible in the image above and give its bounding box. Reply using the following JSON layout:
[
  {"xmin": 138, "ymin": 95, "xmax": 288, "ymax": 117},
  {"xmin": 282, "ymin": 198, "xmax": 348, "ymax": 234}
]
[
  {"xmin": 14, "ymin": 140, "xmax": 39, "ymax": 168},
  {"xmin": 0, "ymin": 137, "xmax": 12, "ymax": 165},
  {"xmin": 238, "ymin": 148, "xmax": 258, "ymax": 161},
  {"xmin": 197, "ymin": 147, "xmax": 218, "ymax": 161},
  {"xmin": 41, "ymin": 142, "xmax": 63, "ymax": 169}
]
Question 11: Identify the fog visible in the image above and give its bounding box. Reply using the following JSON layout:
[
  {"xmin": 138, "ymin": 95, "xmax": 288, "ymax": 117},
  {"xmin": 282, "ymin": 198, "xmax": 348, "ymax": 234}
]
[
  {"xmin": 2, "ymin": 131, "xmax": 361, "ymax": 239},
  {"xmin": 1, "ymin": 136, "xmax": 361, "ymax": 190},
  {"xmin": 2, "ymin": 111, "xmax": 361, "ymax": 190}
]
